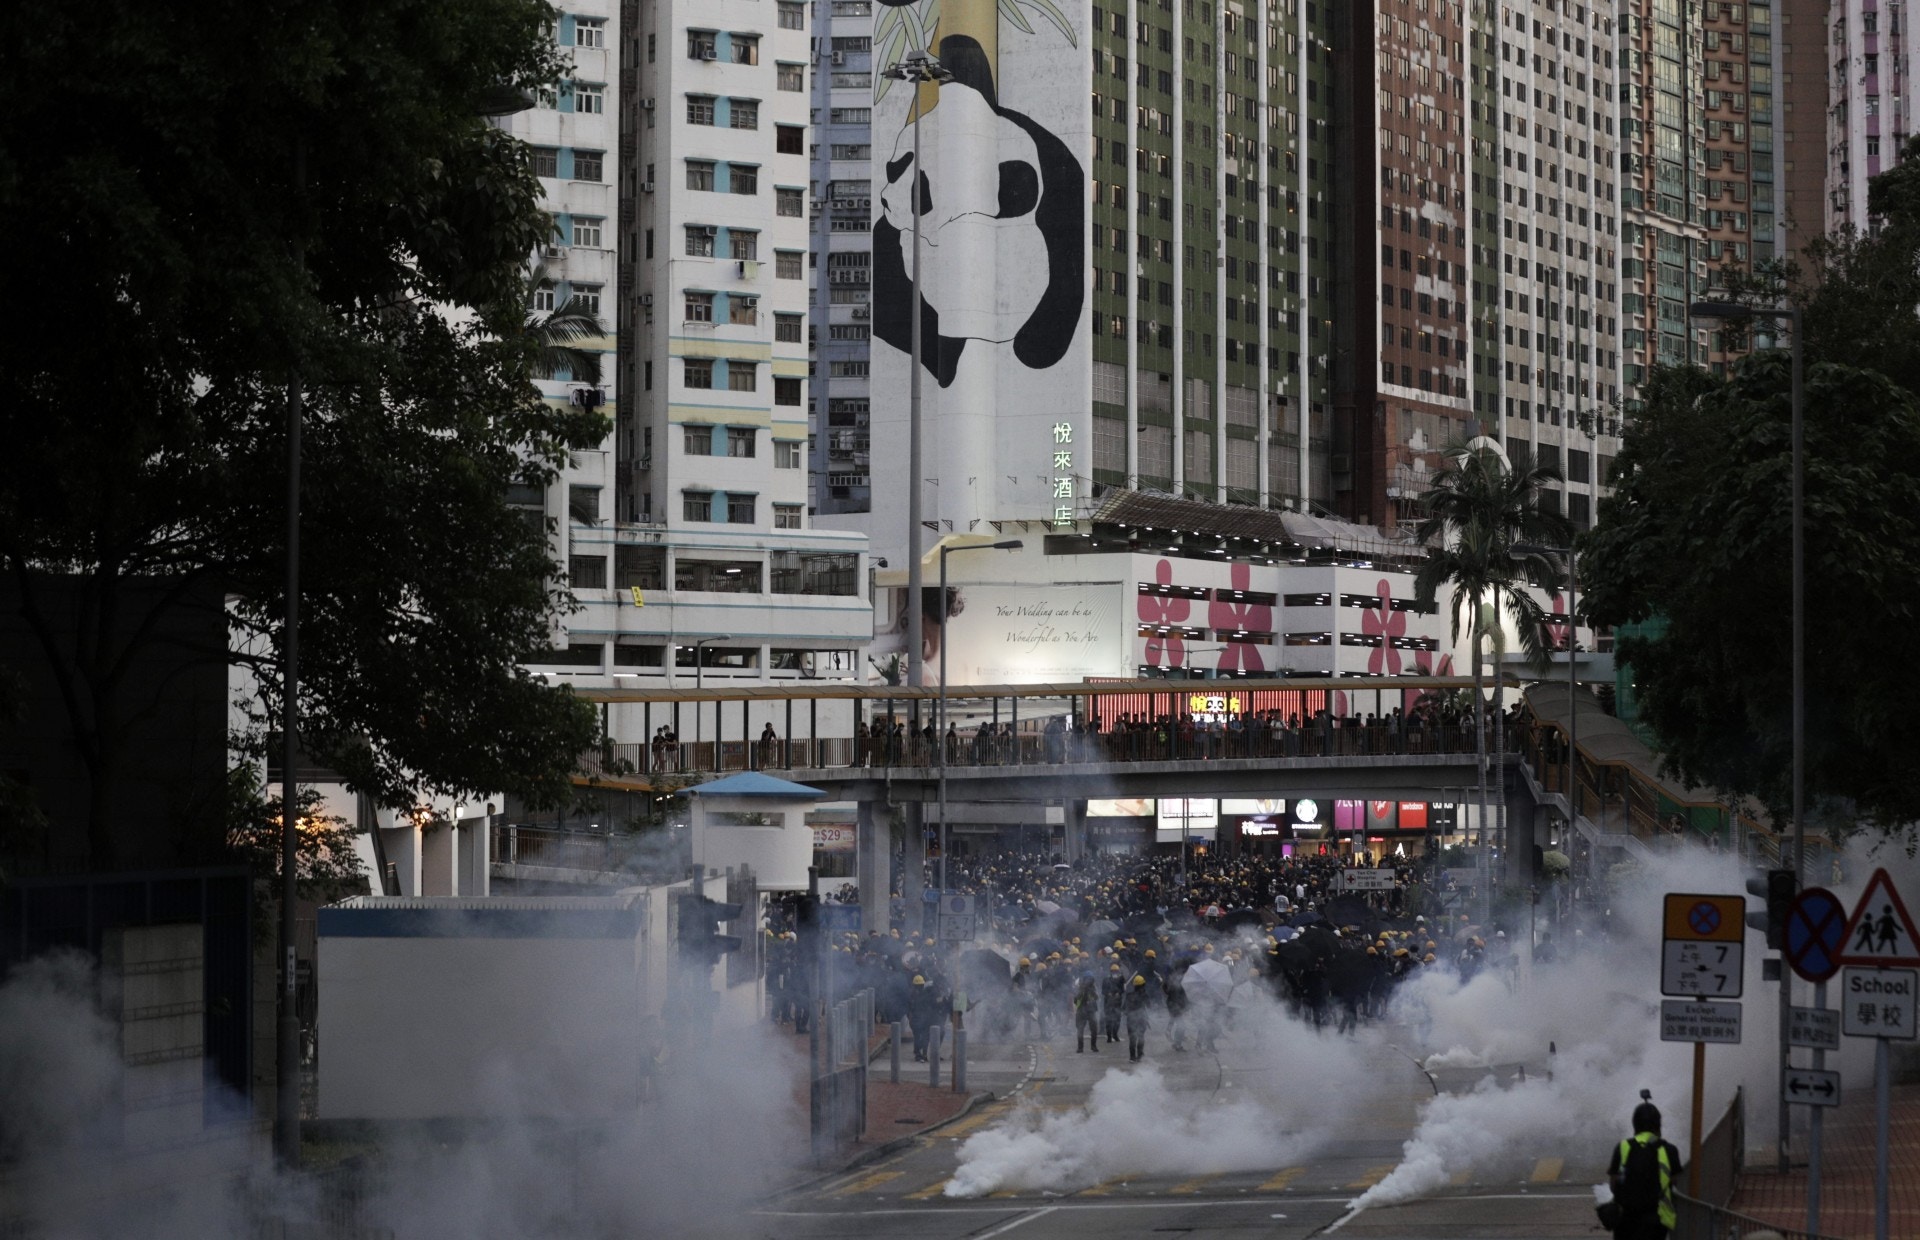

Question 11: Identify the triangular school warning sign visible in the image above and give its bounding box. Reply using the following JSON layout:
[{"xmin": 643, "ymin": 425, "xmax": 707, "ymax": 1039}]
[{"xmin": 1836, "ymin": 868, "xmax": 1920, "ymax": 967}]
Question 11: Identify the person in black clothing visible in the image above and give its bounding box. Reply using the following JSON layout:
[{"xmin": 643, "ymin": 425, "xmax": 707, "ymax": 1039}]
[{"xmin": 1604, "ymin": 1094, "xmax": 1682, "ymax": 1240}]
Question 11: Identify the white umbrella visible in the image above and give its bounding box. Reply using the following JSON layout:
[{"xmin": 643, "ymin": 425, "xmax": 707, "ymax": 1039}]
[
  {"xmin": 1034, "ymin": 898, "xmax": 1062, "ymax": 915},
  {"xmin": 1183, "ymin": 958, "xmax": 1235, "ymax": 1008}
]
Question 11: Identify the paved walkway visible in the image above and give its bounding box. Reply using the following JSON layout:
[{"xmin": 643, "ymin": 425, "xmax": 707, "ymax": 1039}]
[
  {"xmin": 774, "ymin": 1018, "xmax": 1039, "ymax": 1190},
  {"xmin": 1730, "ymin": 1083, "xmax": 1920, "ymax": 1238}
]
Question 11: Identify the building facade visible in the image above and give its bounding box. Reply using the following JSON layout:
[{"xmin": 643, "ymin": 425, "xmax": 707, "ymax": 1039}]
[{"xmin": 497, "ymin": 0, "xmax": 872, "ymax": 746}]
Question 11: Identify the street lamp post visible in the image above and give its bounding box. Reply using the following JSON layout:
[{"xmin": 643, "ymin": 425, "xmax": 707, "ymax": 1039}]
[
  {"xmin": 692, "ymin": 635, "xmax": 732, "ymax": 770},
  {"xmin": 881, "ymin": 50, "xmax": 955, "ymax": 700},
  {"xmin": 936, "ymin": 540, "xmax": 1022, "ymax": 891},
  {"xmin": 1690, "ymin": 298, "xmax": 1803, "ymax": 1183}
]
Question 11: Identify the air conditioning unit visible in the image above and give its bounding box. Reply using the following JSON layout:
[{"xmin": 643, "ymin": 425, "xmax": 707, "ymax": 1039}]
[
  {"xmin": 639, "ymin": 292, "xmax": 654, "ymax": 306},
  {"xmin": 850, "ymin": 306, "xmax": 870, "ymax": 319},
  {"xmin": 569, "ymin": 385, "xmax": 606, "ymax": 409},
  {"xmin": 543, "ymin": 244, "xmax": 565, "ymax": 260},
  {"xmin": 699, "ymin": 49, "xmax": 717, "ymax": 60},
  {"xmin": 831, "ymin": 51, "xmax": 845, "ymax": 64},
  {"xmin": 640, "ymin": 180, "xmax": 655, "ymax": 193},
  {"xmin": 642, "ymin": 96, "xmax": 655, "ymax": 110},
  {"xmin": 738, "ymin": 260, "xmax": 759, "ymax": 278}
]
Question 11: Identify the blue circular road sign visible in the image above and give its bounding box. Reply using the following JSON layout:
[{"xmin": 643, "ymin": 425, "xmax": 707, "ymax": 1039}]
[{"xmin": 1784, "ymin": 887, "xmax": 1847, "ymax": 983}]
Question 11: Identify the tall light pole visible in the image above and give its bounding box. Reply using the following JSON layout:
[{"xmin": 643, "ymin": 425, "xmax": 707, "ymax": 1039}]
[
  {"xmin": 1690, "ymin": 298, "xmax": 1803, "ymax": 1180},
  {"xmin": 881, "ymin": 50, "xmax": 954, "ymax": 697},
  {"xmin": 936, "ymin": 539, "xmax": 1021, "ymax": 891},
  {"xmin": 691, "ymin": 635, "xmax": 732, "ymax": 769}
]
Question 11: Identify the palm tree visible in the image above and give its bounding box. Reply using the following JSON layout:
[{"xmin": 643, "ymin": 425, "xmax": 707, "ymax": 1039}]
[
  {"xmin": 523, "ymin": 262, "xmax": 604, "ymax": 384},
  {"xmin": 1411, "ymin": 441, "xmax": 1572, "ymax": 919}
]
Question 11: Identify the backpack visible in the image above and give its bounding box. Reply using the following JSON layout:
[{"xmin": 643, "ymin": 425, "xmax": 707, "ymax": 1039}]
[{"xmin": 1613, "ymin": 1137, "xmax": 1665, "ymax": 1217}]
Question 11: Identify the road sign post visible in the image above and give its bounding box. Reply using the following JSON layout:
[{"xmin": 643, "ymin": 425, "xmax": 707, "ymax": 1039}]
[
  {"xmin": 1837, "ymin": 868, "xmax": 1920, "ymax": 1240},
  {"xmin": 1660, "ymin": 894, "xmax": 1747, "ymax": 1198},
  {"xmin": 1784, "ymin": 1067, "xmax": 1840, "ymax": 1107},
  {"xmin": 1783, "ymin": 885, "xmax": 1847, "ymax": 1235}
]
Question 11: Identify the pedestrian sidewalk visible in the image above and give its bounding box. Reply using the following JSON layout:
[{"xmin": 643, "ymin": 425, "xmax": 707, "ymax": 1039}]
[
  {"xmin": 775, "ymin": 1020, "xmax": 1038, "ymax": 1190},
  {"xmin": 1730, "ymin": 1083, "xmax": 1920, "ymax": 1239}
]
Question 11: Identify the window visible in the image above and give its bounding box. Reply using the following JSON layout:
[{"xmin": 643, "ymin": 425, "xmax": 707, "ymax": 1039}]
[
  {"xmin": 688, "ymin": 30, "xmax": 717, "ymax": 59},
  {"xmin": 727, "ymin": 361, "xmax": 757, "ymax": 392},
  {"xmin": 571, "ymin": 216, "xmax": 603, "ymax": 248},
  {"xmin": 687, "ymin": 94, "xmax": 716, "ymax": 124},
  {"xmin": 776, "ymin": 187, "xmax": 803, "ymax": 216},
  {"xmin": 774, "ymin": 313, "xmax": 803, "ymax": 342},
  {"xmin": 685, "ymin": 291, "xmax": 714, "ymax": 321},
  {"xmin": 687, "ymin": 160, "xmax": 716, "ymax": 190},
  {"xmin": 729, "ymin": 230, "xmax": 759, "ymax": 260},
  {"xmin": 779, "ymin": 1, "xmax": 806, "ymax": 27},
  {"xmin": 574, "ymin": 16, "xmax": 606, "ymax": 46},
  {"xmin": 676, "ymin": 559, "xmax": 762, "ymax": 591},
  {"xmin": 572, "ymin": 84, "xmax": 604, "ymax": 113},
  {"xmin": 830, "ymin": 107, "xmax": 871, "ymax": 123},
  {"xmin": 729, "ymin": 295, "xmax": 758, "ymax": 325},
  {"xmin": 568, "ymin": 283, "xmax": 601, "ymax": 316},
  {"xmin": 727, "ymin": 495, "xmax": 756, "ymax": 523},
  {"xmin": 684, "ymin": 359, "xmax": 714, "ymax": 388},
  {"xmin": 726, "ymin": 427, "xmax": 757, "ymax": 457},
  {"xmin": 531, "ymin": 281, "xmax": 556, "ymax": 313},
  {"xmin": 685, "ymin": 225, "xmax": 716, "ymax": 257},
  {"xmin": 775, "ymin": 251, "xmax": 803, "ymax": 278},
  {"xmin": 771, "ymin": 551, "xmax": 859, "ymax": 595},
  {"xmin": 614, "ymin": 546, "xmax": 666, "ymax": 591},
  {"xmin": 774, "ymin": 376, "xmax": 802, "ymax": 406},
  {"xmin": 774, "ymin": 503, "xmax": 804, "ymax": 529},
  {"xmin": 777, "ymin": 125, "xmax": 804, "ymax": 154},
  {"xmin": 729, "ymin": 165, "xmax": 758, "ymax": 194},
  {"xmin": 829, "ymin": 359, "xmax": 868, "ymax": 378},
  {"xmin": 829, "ymin": 324, "xmax": 868, "ymax": 341},
  {"xmin": 831, "ymin": 144, "xmax": 871, "ymax": 159},
  {"xmin": 532, "ymin": 146, "xmax": 559, "ymax": 178},
  {"xmin": 730, "ymin": 98, "xmax": 760, "ymax": 129},
  {"xmin": 684, "ymin": 427, "xmax": 716, "ymax": 455},
  {"xmin": 777, "ymin": 440, "xmax": 803, "ymax": 469},
  {"xmin": 683, "ymin": 491, "xmax": 714, "ymax": 522},
  {"xmin": 573, "ymin": 150, "xmax": 603, "ymax": 182},
  {"xmin": 732, "ymin": 35, "xmax": 759, "ymax": 64},
  {"xmin": 778, "ymin": 63, "xmax": 805, "ymax": 91},
  {"xmin": 568, "ymin": 554, "xmax": 607, "ymax": 588}
]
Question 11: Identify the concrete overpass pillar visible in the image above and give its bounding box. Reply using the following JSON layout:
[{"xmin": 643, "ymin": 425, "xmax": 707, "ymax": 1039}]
[
  {"xmin": 857, "ymin": 798, "xmax": 890, "ymax": 936},
  {"xmin": 1063, "ymin": 799, "xmax": 1088, "ymax": 863},
  {"xmin": 901, "ymin": 802, "xmax": 926, "ymax": 928}
]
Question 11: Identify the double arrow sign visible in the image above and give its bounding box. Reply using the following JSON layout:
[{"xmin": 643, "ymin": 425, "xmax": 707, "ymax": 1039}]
[{"xmin": 1785, "ymin": 1067, "xmax": 1842, "ymax": 1108}]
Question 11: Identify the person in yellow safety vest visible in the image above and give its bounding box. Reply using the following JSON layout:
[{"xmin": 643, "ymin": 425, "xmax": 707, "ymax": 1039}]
[{"xmin": 1604, "ymin": 1092, "xmax": 1682, "ymax": 1240}]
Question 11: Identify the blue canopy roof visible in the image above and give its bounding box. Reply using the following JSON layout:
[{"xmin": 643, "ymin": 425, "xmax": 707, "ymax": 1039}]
[{"xmin": 686, "ymin": 771, "xmax": 825, "ymax": 799}]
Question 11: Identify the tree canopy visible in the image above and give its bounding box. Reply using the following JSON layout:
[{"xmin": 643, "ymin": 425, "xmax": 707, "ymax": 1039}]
[
  {"xmin": 1582, "ymin": 353, "xmax": 1920, "ymax": 837},
  {"xmin": 0, "ymin": 0, "xmax": 606, "ymax": 865}
]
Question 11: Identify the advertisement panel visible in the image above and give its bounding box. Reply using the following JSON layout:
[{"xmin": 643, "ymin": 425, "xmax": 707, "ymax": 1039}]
[
  {"xmin": 1397, "ymin": 802, "xmax": 1429, "ymax": 830},
  {"xmin": 1087, "ymin": 797, "xmax": 1155, "ymax": 818},
  {"xmin": 870, "ymin": 0, "xmax": 1092, "ymax": 545},
  {"xmin": 1334, "ymin": 799, "xmax": 1363, "ymax": 832},
  {"xmin": 1158, "ymin": 798, "xmax": 1218, "ymax": 842},
  {"xmin": 1366, "ymin": 800, "xmax": 1398, "ymax": 832},
  {"xmin": 935, "ymin": 582, "xmax": 1128, "ymax": 685},
  {"xmin": 1222, "ymin": 798, "xmax": 1287, "ymax": 816}
]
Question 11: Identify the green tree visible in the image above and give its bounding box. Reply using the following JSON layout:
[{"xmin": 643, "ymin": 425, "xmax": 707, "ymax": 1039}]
[
  {"xmin": 1411, "ymin": 443, "xmax": 1571, "ymax": 845},
  {"xmin": 525, "ymin": 263, "xmax": 607, "ymax": 384},
  {"xmin": 1581, "ymin": 353, "xmax": 1920, "ymax": 837},
  {"xmin": 0, "ymin": 0, "xmax": 605, "ymax": 867}
]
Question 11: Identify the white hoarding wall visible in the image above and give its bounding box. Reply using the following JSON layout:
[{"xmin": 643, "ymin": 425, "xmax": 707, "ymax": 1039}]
[{"xmin": 869, "ymin": 0, "xmax": 1091, "ymax": 562}]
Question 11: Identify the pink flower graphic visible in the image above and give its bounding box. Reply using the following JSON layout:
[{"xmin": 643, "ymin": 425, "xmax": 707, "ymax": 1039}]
[
  {"xmin": 1361, "ymin": 578, "xmax": 1406, "ymax": 675},
  {"xmin": 1406, "ymin": 650, "xmax": 1456, "ymax": 714},
  {"xmin": 1209, "ymin": 562, "xmax": 1272, "ymax": 674},
  {"xmin": 1138, "ymin": 559, "xmax": 1190, "ymax": 668}
]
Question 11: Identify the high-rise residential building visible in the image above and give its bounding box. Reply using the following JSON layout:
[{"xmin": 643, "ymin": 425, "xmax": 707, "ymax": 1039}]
[
  {"xmin": 810, "ymin": 0, "xmax": 879, "ymax": 516},
  {"xmin": 1476, "ymin": 0, "xmax": 1626, "ymax": 528},
  {"xmin": 1825, "ymin": 0, "xmax": 1907, "ymax": 232},
  {"xmin": 499, "ymin": 1, "xmax": 871, "ymax": 740},
  {"xmin": 1618, "ymin": 0, "xmax": 1707, "ymax": 402}
]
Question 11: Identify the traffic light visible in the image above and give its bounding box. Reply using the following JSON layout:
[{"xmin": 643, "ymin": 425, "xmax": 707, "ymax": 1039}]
[
  {"xmin": 1745, "ymin": 868, "xmax": 1797, "ymax": 949},
  {"xmin": 677, "ymin": 892, "xmax": 743, "ymax": 967}
]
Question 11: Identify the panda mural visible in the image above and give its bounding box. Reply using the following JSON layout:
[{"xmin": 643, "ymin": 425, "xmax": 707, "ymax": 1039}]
[
  {"xmin": 872, "ymin": 0, "xmax": 1084, "ymax": 382},
  {"xmin": 870, "ymin": 0, "xmax": 1091, "ymax": 537}
]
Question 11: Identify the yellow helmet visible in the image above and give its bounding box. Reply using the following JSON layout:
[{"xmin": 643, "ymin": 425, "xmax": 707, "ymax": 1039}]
[
  {"xmin": 1019, "ymin": 956, "xmax": 1031, "ymax": 966},
  {"xmin": 1423, "ymin": 953, "xmax": 1438, "ymax": 964},
  {"xmin": 1110, "ymin": 963, "xmax": 1122, "ymax": 973},
  {"xmin": 912, "ymin": 974, "xmax": 926, "ymax": 985},
  {"xmin": 1366, "ymin": 947, "xmax": 1378, "ymax": 956},
  {"xmin": 1144, "ymin": 949, "xmax": 1157, "ymax": 959},
  {"xmin": 1132, "ymin": 974, "xmax": 1147, "ymax": 987}
]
